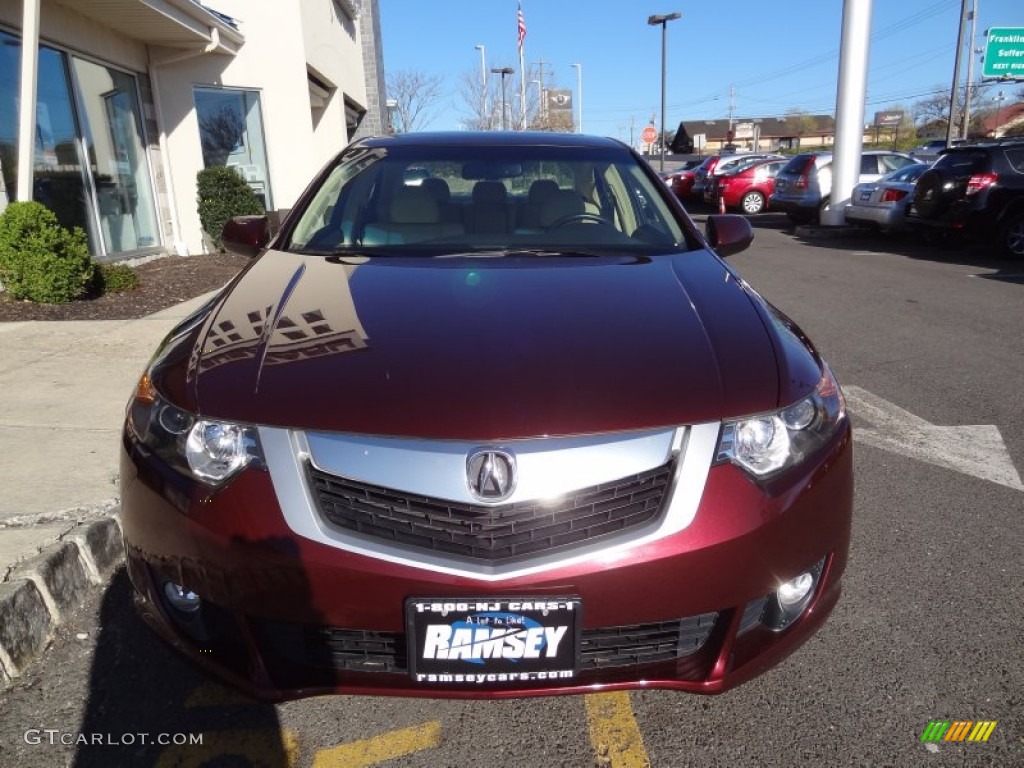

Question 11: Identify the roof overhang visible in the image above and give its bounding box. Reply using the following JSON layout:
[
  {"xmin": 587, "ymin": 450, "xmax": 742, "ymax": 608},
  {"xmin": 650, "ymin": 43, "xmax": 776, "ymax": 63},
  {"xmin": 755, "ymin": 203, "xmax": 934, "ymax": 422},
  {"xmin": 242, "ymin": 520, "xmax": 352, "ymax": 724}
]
[{"xmin": 52, "ymin": 0, "xmax": 244, "ymax": 53}]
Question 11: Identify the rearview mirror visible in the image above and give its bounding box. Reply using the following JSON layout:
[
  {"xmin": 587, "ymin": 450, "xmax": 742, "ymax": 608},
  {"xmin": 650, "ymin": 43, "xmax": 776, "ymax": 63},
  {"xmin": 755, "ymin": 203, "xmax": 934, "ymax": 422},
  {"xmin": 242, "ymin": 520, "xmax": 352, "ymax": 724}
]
[{"xmin": 704, "ymin": 214, "xmax": 753, "ymax": 258}]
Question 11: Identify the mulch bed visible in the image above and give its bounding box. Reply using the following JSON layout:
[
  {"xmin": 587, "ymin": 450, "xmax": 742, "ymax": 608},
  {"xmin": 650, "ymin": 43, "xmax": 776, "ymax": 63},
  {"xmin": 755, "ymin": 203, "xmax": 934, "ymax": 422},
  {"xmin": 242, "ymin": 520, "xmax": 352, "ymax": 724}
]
[{"xmin": 0, "ymin": 252, "xmax": 251, "ymax": 322}]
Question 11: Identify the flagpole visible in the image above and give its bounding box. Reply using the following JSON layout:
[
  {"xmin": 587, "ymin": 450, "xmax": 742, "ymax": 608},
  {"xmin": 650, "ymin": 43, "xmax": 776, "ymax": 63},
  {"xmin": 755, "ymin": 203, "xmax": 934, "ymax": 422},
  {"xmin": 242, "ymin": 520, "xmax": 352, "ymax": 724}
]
[
  {"xmin": 519, "ymin": 46, "xmax": 526, "ymax": 130},
  {"xmin": 517, "ymin": 1, "xmax": 527, "ymax": 130}
]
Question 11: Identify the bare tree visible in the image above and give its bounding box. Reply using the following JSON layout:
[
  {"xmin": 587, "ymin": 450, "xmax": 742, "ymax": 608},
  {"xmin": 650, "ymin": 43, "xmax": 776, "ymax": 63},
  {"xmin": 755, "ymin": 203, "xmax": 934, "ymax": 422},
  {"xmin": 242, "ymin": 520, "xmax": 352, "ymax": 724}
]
[
  {"xmin": 912, "ymin": 84, "xmax": 998, "ymax": 137},
  {"xmin": 457, "ymin": 70, "xmax": 497, "ymax": 131},
  {"xmin": 386, "ymin": 69, "xmax": 444, "ymax": 133}
]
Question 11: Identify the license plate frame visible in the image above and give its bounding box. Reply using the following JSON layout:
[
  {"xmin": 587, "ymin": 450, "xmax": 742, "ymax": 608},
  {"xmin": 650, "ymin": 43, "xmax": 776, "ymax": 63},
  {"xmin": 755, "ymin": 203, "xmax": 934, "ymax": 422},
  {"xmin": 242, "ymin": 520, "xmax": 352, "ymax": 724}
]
[{"xmin": 406, "ymin": 597, "xmax": 581, "ymax": 684}]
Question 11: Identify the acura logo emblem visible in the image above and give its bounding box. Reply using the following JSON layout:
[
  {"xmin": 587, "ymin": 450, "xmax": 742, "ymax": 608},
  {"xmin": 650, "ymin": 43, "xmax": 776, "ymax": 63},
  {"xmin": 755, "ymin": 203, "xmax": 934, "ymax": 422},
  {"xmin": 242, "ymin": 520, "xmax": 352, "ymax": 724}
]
[{"xmin": 467, "ymin": 449, "xmax": 517, "ymax": 502}]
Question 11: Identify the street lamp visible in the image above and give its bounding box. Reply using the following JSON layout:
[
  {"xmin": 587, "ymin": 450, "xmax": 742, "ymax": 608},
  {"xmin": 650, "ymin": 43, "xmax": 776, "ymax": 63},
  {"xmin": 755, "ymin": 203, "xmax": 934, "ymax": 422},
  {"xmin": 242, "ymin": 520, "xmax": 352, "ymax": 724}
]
[
  {"xmin": 474, "ymin": 45, "xmax": 487, "ymax": 127},
  {"xmin": 647, "ymin": 12, "xmax": 681, "ymax": 172},
  {"xmin": 571, "ymin": 62, "xmax": 583, "ymax": 133},
  {"xmin": 491, "ymin": 67, "xmax": 515, "ymax": 131}
]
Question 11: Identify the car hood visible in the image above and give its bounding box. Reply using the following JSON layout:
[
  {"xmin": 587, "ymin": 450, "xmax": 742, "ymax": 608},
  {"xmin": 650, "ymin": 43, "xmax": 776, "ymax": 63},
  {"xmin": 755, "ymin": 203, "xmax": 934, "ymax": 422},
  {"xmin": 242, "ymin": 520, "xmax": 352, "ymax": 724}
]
[{"xmin": 161, "ymin": 249, "xmax": 789, "ymax": 440}]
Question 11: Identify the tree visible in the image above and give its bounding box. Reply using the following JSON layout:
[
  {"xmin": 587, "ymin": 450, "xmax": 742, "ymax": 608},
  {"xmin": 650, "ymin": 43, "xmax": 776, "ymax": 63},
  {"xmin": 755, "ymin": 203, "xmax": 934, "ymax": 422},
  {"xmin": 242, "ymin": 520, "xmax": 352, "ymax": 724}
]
[
  {"xmin": 782, "ymin": 108, "xmax": 818, "ymax": 139},
  {"xmin": 457, "ymin": 70, "xmax": 497, "ymax": 131},
  {"xmin": 912, "ymin": 84, "xmax": 998, "ymax": 138},
  {"xmin": 386, "ymin": 69, "xmax": 444, "ymax": 133}
]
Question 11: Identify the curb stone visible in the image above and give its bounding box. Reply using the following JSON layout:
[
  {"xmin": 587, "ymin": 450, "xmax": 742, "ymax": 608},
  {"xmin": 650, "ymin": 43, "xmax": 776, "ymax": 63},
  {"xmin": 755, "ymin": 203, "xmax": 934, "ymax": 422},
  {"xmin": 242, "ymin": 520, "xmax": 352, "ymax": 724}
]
[{"xmin": 0, "ymin": 511, "xmax": 123, "ymax": 688}]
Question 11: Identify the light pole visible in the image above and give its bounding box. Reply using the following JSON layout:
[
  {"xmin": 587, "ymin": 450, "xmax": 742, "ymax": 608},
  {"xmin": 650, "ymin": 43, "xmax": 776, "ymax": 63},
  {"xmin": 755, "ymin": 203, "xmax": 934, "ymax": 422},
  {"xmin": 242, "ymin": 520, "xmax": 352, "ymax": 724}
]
[
  {"xmin": 648, "ymin": 12, "xmax": 681, "ymax": 172},
  {"xmin": 531, "ymin": 79, "xmax": 543, "ymax": 126},
  {"xmin": 474, "ymin": 45, "xmax": 487, "ymax": 128},
  {"xmin": 491, "ymin": 67, "xmax": 514, "ymax": 131},
  {"xmin": 995, "ymin": 90, "xmax": 1006, "ymax": 137},
  {"xmin": 571, "ymin": 62, "xmax": 583, "ymax": 133}
]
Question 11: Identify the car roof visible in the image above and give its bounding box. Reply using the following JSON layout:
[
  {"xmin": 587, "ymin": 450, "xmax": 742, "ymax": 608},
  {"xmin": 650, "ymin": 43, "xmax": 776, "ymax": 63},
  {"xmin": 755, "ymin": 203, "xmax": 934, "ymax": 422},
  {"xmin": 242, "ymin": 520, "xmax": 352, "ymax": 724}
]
[{"xmin": 350, "ymin": 131, "xmax": 628, "ymax": 151}]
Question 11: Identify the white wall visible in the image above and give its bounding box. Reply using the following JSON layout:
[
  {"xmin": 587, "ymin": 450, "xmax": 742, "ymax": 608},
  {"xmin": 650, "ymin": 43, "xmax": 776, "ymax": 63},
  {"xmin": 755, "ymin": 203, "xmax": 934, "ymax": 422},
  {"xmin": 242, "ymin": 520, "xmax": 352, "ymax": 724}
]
[{"xmin": 155, "ymin": 0, "xmax": 369, "ymax": 254}]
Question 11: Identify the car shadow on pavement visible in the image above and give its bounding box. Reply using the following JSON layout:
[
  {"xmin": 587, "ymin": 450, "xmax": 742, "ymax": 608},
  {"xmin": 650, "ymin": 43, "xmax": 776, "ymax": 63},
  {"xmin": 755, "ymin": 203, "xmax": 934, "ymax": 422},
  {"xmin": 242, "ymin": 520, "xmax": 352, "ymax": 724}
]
[{"xmin": 72, "ymin": 569, "xmax": 291, "ymax": 768}]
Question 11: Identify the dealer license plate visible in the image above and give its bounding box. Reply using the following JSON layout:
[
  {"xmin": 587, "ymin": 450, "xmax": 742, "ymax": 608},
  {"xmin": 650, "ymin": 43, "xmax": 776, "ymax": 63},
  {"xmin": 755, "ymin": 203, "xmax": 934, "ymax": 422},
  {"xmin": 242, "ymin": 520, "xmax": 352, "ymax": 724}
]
[
  {"xmin": 406, "ymin": 597, "xmax": 581, "ymax": 685},
  {"xmin": 859, "ymin": 191, "xmax": 872, "ymax": 201}
]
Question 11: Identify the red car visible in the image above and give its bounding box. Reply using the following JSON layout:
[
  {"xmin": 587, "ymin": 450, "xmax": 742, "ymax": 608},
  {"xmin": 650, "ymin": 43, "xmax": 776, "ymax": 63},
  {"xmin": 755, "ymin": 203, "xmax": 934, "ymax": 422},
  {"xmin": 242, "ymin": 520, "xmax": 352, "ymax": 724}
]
[
  {"xmin": 660, "ymin": 160, "xmax": 701, "ymax": 200},
  {"xmin": 713, "ymin": 159, "xmax": 788, "ymax": 215},
  {"xmin": 121, "ymin": 132, "xmax": 852, "ymax": 701}
]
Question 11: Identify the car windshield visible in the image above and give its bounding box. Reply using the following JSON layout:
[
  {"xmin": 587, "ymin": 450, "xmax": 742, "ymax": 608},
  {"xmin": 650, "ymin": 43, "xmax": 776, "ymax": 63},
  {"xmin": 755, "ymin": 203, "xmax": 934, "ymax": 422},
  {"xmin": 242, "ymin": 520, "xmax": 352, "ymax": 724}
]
[{"xmin": 286, "ymin": 142, "xmax": 691, "ymax": 255}]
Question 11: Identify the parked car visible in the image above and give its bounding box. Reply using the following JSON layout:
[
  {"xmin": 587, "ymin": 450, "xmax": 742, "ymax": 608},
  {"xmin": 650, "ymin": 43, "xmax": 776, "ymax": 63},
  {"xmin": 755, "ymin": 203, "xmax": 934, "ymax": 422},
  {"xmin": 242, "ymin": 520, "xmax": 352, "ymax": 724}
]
[
  {"xmin": 910, "ymin": 138, "xmax": 965, "ymax": 164},
  {"xmin": 906, "ymin": 138, "xmax": 1024, "ymax": 258},
  {"xmin": 660, "ymin": 159, "xmax": 702, "ymax": 200},
  {"xmin": 709, "ymin": 158, "xmax": 788, "ymax": 214},
  {"xmin": 771, "ymin": 150, "xmax": 916, "ymax": 223},
  {"xmin": 702, "ymin": 154, "xmax": 783, "ymax": 205},
  {"xmin": 121, "ymin": 131, "xmax": 852, "ymax": 701},
  {"xmin": 693, "ymin": 152, "xmax": 781, "ymax": 202},
  {"xmin": 844, "ymin": 162, "xmax": 930, "ymax": 232}
]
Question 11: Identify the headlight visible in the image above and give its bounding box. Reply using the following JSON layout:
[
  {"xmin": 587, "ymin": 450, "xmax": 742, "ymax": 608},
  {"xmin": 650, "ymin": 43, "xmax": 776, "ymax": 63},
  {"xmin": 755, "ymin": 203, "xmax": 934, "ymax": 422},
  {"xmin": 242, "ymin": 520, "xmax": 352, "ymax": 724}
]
[
  {"xmin": 716, "ymin": 365, "xmax": 845, "ymax": 478},
  {"xmin": 127, "ymin": 374, "xmax": 263, "ymax": 484}
]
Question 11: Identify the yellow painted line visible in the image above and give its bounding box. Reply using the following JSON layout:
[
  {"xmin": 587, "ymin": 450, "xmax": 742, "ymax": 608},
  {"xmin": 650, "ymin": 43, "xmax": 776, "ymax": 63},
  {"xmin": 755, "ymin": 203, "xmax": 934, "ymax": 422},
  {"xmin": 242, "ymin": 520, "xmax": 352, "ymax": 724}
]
[
  {"xmin": 154, "ymin": 728, "xmax": 300, "ymax": 768},
  {"xmin": 183, "ymin": 681, "xmax": 257, "ymax": 708},
  {"xmin": 585, "ymin": 692, "xmax": 651, "ymax": 768},
  {"xmin": 312, "ymin": 721, "xmax": 442, "ymax": 768}
]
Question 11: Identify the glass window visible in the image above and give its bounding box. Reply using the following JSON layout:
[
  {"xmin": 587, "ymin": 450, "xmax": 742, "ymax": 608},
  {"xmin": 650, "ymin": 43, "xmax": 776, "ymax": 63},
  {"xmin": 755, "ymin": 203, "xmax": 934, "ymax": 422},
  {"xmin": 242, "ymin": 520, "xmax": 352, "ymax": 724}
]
[
  {"xmin": 286, "ymin": 144, "xmax": 690, "ymax": 254},
  {"xmin": 0, "ymin": 32, "xmax": 160, "ymax": 256},
  {"xmin": 71, "ymin": 57, "xmax": 159, "ymax": 253},
  {"xmin": 194, "ymin": 87, "xmax": 273, "ymax": 209},
  {"xmin": 859, "ymin": 155, "xmax": 879, "ymax": 175}
]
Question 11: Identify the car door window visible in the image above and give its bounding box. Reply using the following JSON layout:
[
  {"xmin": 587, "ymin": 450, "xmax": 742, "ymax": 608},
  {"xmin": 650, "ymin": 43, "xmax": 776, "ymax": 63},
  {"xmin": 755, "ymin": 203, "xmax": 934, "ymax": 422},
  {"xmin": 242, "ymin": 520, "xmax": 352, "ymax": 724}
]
[{"xmin": 859, "ymin": 156, "xmax": 879, "ymax": 175}]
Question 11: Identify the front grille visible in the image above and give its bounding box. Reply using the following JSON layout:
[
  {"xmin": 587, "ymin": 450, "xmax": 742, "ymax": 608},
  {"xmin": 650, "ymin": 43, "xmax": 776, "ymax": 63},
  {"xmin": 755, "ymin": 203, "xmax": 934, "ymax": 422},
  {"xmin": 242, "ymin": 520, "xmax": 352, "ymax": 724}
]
[
  {"xmin": 579, "ymin": 613, "xmax": 717, "ymax": 669},
  {"xmin": 259, "ymin": 613, "xmax": 718, "ymax": 676},
  {"xmin": 307, "ymin": 460, "xmax": 675, "ymax": 563}
]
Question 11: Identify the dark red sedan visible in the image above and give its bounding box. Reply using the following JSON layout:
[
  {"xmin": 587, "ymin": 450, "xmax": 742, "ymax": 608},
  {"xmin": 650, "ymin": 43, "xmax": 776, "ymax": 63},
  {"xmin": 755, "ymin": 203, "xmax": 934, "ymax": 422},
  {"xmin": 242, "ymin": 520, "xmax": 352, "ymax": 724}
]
[
  {"xmin": 660, "ymin": 160, "xmax": 701, "ymax": 200},
  {"xmin": 120, "ymin": 132, "xmax": 852, "ymax": 701},
  {"xmin": 711, "ymin": 159, "xmax": 788, "ymax": 215}
]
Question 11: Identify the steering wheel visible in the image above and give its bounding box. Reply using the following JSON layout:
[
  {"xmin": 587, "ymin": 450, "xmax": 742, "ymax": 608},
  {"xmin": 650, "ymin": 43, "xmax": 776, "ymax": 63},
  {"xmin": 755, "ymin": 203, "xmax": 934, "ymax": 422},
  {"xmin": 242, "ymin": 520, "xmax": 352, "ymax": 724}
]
[{"xmin": 546, "ymin": 213, "xmax": 612, "ymax": 230}]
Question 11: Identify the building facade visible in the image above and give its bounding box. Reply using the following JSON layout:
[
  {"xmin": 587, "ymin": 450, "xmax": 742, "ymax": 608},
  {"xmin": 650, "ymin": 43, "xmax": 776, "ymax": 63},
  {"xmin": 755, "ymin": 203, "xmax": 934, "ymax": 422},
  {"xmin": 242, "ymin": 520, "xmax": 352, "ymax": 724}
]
[{"xmin": 0, "ymin": 0, "xmax": 385, "ymax": 260}]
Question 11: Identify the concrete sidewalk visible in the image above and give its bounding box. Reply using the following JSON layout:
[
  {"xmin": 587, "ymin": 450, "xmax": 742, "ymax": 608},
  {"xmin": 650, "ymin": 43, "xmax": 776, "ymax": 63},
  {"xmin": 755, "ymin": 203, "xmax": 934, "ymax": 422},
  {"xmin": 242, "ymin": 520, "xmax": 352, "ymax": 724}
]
[{"xmin": 0, "ymin": 294, "xmax": 213, "ymax": 687}]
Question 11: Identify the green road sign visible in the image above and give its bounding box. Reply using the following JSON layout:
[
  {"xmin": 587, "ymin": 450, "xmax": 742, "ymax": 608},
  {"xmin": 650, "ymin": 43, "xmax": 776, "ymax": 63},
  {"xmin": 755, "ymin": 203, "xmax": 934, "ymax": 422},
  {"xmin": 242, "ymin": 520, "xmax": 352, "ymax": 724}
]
[{"xmin": 984, "ymin": 27, "xmax": 1024, "ymax": 80}]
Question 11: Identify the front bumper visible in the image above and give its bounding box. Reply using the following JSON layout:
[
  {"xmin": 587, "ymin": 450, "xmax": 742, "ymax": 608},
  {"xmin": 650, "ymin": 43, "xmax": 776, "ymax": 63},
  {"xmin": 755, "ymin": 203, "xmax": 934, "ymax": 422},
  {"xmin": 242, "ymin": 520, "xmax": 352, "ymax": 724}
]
[{"xmin": 119, "ymin": 422, "xmax": 853, "ymax": 701}]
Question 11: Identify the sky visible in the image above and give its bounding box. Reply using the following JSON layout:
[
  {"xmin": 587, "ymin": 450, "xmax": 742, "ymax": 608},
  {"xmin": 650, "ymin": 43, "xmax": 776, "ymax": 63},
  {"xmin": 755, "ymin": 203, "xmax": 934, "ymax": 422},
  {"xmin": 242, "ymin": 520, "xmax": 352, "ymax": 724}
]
[{"xmin": 378, "ymin": 0, "xmax": 1021, "ymax": 141}]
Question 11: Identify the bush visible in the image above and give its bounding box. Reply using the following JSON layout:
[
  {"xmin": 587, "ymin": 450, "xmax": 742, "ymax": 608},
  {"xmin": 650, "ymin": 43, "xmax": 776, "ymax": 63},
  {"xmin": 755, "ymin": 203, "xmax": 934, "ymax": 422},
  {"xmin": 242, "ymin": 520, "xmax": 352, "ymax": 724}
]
[
  {"xmin": 98, "ymin": 263, "xmax": 139, "ymax": 294},
  {"xmin": 0, "ymin": 201, "xmax": 95, "ymax": 303},
  {"xmin": 196, "ymin": 166, "xmax": 264, "ymax": 251}
]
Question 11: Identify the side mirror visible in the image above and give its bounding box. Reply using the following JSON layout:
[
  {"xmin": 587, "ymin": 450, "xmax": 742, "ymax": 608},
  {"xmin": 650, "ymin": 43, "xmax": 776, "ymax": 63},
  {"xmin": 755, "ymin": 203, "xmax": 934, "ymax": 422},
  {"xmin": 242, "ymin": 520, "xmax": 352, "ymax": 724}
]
[
  {"xmin": 221, "ymin": 215, "xmax": 270, "ymax": 258},
  {"xmin": 704, "ymin": 214, "xmax": 753, "ymax": 258}
]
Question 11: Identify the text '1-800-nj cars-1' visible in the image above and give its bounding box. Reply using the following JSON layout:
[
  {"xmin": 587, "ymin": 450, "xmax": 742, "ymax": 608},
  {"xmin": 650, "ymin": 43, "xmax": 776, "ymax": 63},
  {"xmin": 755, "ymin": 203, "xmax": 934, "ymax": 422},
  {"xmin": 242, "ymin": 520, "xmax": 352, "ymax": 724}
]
[{"xmin": 120, "ymin": 132, "xmax": 852, "ymax": 700}]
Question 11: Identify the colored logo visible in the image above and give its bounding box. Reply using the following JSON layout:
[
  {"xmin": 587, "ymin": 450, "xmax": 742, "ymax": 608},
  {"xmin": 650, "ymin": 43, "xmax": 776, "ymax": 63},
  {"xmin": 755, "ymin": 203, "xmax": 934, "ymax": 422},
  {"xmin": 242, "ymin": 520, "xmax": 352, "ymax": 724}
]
[{"xmin": 920, "ymin": 721, "xmax": 997, "ymax": 743}]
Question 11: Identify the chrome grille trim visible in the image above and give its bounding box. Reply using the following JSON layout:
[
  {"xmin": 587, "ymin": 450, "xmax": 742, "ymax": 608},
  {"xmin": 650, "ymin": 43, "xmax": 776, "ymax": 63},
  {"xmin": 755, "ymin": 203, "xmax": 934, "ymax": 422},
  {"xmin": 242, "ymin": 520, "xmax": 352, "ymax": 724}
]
[
  {"xmin": 261, "ymin": 422, "xmax": 720, "ymax": 581},
  {"xmin": 308, "ymin": 460, "xmax": 674, "ymax": 562}
]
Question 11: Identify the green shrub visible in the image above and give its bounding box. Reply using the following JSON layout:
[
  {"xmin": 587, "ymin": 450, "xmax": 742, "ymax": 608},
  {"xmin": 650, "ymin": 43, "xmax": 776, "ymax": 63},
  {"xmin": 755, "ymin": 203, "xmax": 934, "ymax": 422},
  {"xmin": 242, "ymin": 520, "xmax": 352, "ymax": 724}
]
[
  {"xmin": 0, "ymin": 201, "xmax": 95, "ymax": 303},
  {"xmin": 196, "ymin": 166, "xmax": 264, "ymax": 250},
  {"xmin": 98, "ymin": 262, "xmax": 139, "ymax": 294}
]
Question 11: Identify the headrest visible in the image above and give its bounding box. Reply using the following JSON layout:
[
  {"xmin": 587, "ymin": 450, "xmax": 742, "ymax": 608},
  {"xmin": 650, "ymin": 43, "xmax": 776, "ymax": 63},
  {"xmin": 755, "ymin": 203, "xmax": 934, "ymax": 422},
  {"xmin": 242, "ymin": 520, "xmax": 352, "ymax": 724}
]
[
  {"xmin": 539, "ymin": 190, "xmax": 585, "ymax": 227},
  {"xmin": 472, "ymin": 181, "xmax": 508, "ymax": 205},
  {"xmin": 421, "ymin": 177, "xmax": 451, "ymax": 204},
  {"xmin": 528, "ymin": 179, "xmax": 560, "ymax": 203},
  {"xmin": 390, "ymin": 187, "xmax": 440, "ymax": 224}
]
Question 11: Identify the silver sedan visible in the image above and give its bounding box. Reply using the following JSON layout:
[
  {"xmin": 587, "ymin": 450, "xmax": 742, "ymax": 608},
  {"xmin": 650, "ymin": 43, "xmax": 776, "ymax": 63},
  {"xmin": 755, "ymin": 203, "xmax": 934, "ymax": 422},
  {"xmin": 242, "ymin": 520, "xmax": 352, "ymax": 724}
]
[{"xmin": 844, "ymin": 162, "xmax": 930, "ymax": 232}]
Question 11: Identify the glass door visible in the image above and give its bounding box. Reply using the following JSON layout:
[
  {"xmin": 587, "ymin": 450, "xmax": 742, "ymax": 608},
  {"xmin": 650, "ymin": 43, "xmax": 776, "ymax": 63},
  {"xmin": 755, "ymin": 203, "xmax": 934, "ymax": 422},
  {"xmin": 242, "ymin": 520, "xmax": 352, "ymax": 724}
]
[{"xmin": 71, "ymin": 57, "xmax": 159, "ymax": 253}]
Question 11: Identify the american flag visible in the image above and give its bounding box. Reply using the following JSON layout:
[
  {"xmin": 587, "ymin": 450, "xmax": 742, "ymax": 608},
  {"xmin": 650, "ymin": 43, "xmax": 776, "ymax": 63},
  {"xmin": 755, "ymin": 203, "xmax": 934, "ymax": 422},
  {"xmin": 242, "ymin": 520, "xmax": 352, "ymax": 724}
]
[{"xmin": 517, "ymin": 2, "xmax": 527, "ymax": 51}]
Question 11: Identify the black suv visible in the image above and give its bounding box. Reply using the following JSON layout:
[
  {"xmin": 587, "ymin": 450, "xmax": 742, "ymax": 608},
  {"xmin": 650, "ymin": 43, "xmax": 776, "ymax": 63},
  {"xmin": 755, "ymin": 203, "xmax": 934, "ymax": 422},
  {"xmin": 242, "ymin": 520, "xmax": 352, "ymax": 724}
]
[{"xmin": 907, "ymin": 139, "xmax": 1024, "ymax": 258}]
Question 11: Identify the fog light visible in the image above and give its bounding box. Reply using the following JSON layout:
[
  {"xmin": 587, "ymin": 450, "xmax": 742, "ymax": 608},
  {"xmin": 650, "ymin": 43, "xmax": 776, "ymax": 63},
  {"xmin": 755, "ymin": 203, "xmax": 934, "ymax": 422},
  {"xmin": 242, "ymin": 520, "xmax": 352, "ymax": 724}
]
[
  {"xmin": 763, "ymin": 557, "xmax": 826, "ymax": 631},
  {"xmin": 778, "ymin": 572, "xmax": 815, "ymax": 606},
  {"xmin": 163, "ymin": 582, "xmax": 201, "ymax": 613}
]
